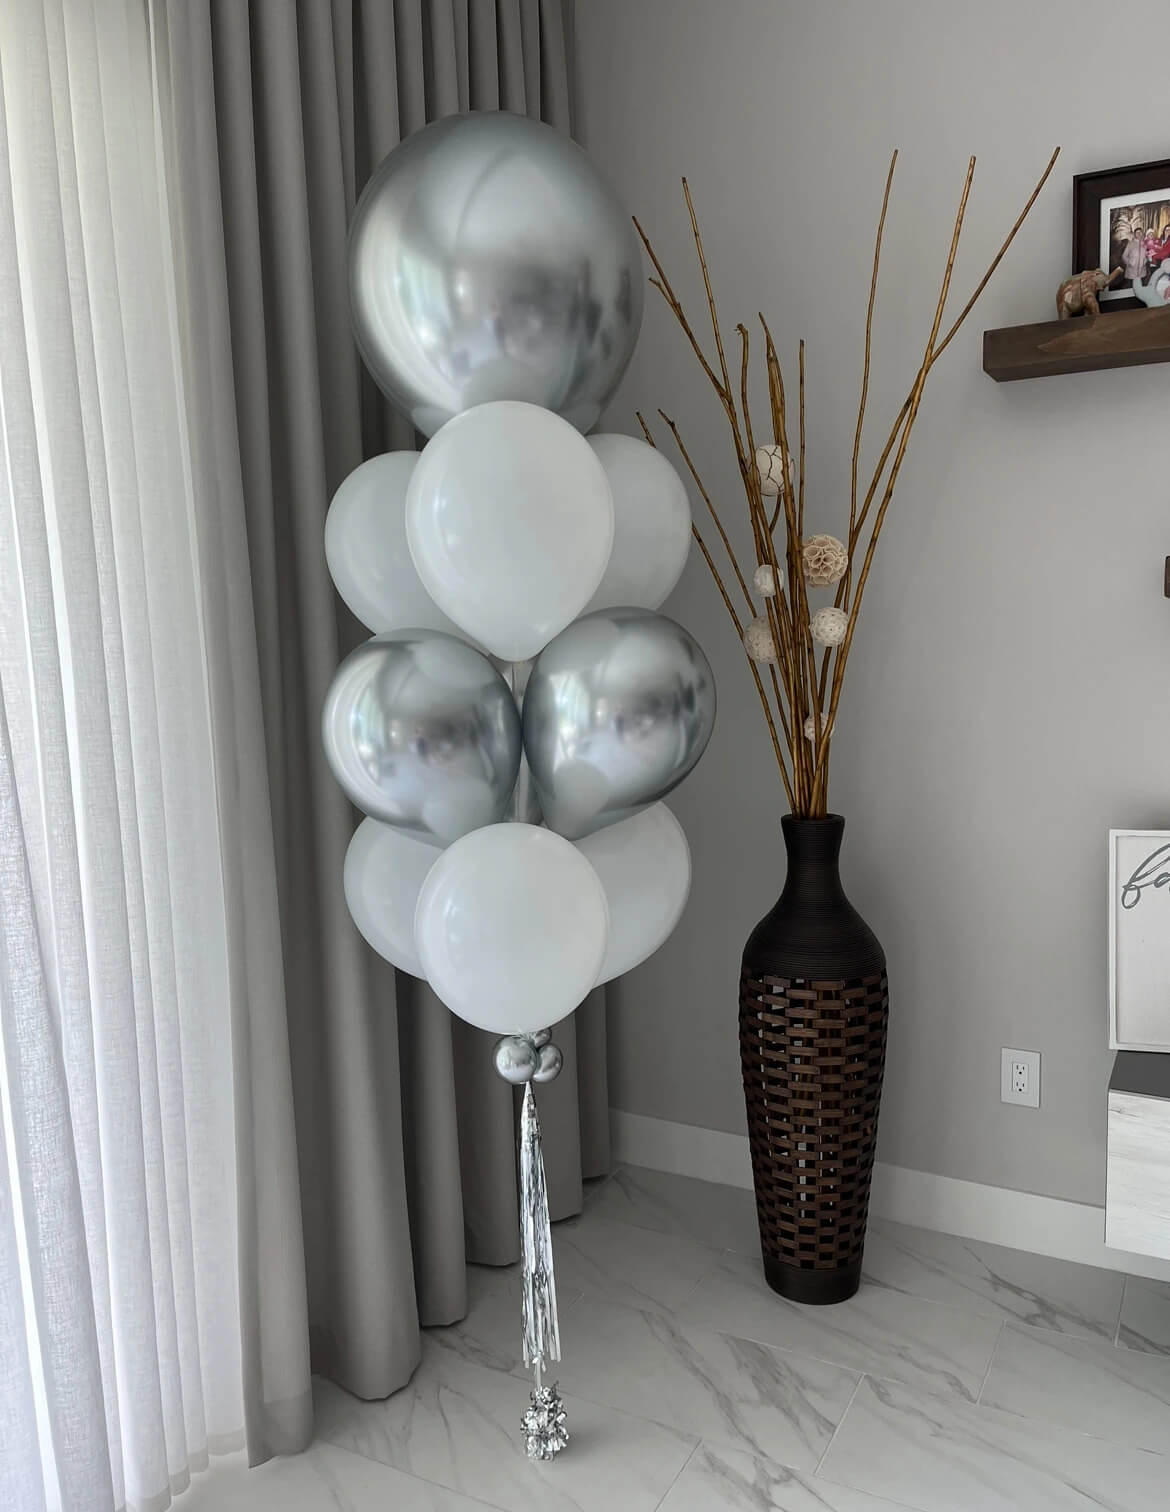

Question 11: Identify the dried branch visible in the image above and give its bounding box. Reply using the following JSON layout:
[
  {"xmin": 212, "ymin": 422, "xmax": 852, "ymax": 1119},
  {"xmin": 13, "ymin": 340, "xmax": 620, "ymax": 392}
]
[
  {"xmin": 638, "ymin": 409, "xmax": 794, "ymax": 806},
  {"xmin": 797, "ymin": 341, "xmax": 807, "ymax": 540},
  {"xmin": 846, "ymin": 150, "xmax": 898, "ymax": 608},
  {"xmin": 846, "ymin": 147, "xmax": 1060, "ymax": 561},
  {"xmin": 633, "ymin": 220, "xmax": 729, "ymax": 402},
  {"xmin": 683, "ymin": 178, "xmax": 739, "ymax": 450},
  {"xmin": 636, "ymin": 146, "xmax": 1057, "ymax": 817},
  {"xmin": 813, "ymin": 157, "xmax": 977, "ymax": 789},
  {"xmin": 658, "ymin": 411, "xmax": 755, "ymax": 617},
  {"xmin": 933, "ymin": 145, "xmax": 1060, "ymax": 364}
]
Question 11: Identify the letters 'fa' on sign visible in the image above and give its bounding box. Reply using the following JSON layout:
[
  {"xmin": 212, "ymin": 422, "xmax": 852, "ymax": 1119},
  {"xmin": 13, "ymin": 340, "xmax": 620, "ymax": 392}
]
[{"xmin": 1110, "ymin": 830, "xmax": 1170, "ymax": 1052}]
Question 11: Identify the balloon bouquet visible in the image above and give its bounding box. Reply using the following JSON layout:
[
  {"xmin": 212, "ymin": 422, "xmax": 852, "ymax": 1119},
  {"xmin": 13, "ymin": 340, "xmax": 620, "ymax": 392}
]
[{"xmin": 322, "ymin": 112, "xmax": 716, "ymax": 1460}]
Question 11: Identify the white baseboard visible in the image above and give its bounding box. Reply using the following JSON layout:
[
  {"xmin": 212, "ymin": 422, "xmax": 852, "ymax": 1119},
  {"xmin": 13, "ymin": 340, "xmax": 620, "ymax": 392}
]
[{"xmin": 610, "ymin": 1108, "xmax": 1170, "ymax": 1283}]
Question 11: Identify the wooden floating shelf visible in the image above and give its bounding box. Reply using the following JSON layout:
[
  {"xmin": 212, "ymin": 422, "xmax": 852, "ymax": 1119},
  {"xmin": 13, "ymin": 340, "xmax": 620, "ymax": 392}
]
[{"xmin": 983, "ymin": 306, "xmax": 1170, "ymax": 382}]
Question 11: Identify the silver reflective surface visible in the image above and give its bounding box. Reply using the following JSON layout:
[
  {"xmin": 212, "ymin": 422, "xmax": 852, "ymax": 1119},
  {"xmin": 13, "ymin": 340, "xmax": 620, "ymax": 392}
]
[
  {"xmin": 523, "ymin": 609, "xmax": 716, "ymax": 840},
  {"xmin": 322, "ymin": 630, "xmax": 521, "ymax": 844},
  {"xmin": 348, "ymin": 111, "xmax": 644, "ymax": 436},
  {"xmin": 493, "ymin": 1035, "xmax": 539, "ymax": 1085},
  {"xmin": 532, "ymin": 1043, "xmax": 564, "ymax": 1084}
]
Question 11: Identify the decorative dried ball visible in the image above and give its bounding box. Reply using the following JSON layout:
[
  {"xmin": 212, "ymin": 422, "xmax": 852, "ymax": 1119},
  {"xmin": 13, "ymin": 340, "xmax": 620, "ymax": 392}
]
[
  {"xmin": 802, "ymin": 534, "xmax": 849, "ymax": 588},
  {"xmin": 742, "ymin": 615, "xmax": 777, "ymax": 664},
  {"xmin": 810, "ymin": 606, "xmax": 848, "ymax": 647},
  {"xmin": 803, "ymin": 715, "xmax": 817, "ymax": 741},
  {"xmin": 753, "ymin": 563, "xmax": 777, "ymax": 598},
  {"xmin": 754, "ymin": 444, "xmax": 793, "ymax": 498}
]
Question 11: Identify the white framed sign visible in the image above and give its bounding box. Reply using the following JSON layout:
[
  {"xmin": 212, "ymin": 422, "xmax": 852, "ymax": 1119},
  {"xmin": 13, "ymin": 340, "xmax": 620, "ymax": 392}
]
[{"xmin": 1109, "ymin": 829, "xmax": 1170, "ymax": 1052}]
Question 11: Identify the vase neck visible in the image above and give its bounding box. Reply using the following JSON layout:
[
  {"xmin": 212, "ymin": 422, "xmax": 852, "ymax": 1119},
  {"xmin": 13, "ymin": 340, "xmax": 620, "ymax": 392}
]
[{"xmin": 779, "ymin": 814, "xmax": 847, "ymax": 907}]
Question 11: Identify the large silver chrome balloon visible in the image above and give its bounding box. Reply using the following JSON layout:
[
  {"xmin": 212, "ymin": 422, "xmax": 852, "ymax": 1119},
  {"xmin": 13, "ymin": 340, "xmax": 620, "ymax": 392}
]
[
  {"xmin": 348, "ymin": 111, "xmax": 644, "ymax": 436},
  {"xmin": 523, "ymin": 609, "xmax": 716, "ymax": 840},
  {"xmin": 322, "ymin": 630, "xmax": 521, "ymax": 844}
]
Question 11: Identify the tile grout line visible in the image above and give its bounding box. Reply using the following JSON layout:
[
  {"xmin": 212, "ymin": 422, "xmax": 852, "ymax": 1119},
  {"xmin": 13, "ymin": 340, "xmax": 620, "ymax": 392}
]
[
  {"xmin": 315, "ymin": 1436, "xmax": 513, "ymax": 1512},
  {"xmin": 650, "ymin": 1438, "xmax": 701, "ymax": 1512},
  {"xmin": 974, "ymin": 1321, "xmax": 1005, "ymax": 1406},
  {"xmin": 811, "ymin": 1372, "xmax": 865, "ymax": 1478}
]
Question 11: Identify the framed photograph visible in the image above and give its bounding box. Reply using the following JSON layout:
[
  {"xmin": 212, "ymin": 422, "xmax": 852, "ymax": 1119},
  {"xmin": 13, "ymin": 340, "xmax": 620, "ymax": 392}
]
[
  {"xmin": 1073, "ymin": 159, "xmax": 1170, "ymax": 313},
  {"xmin": 1109, "ymin": 829, "xmax": 1170, "ymax": 1052}
]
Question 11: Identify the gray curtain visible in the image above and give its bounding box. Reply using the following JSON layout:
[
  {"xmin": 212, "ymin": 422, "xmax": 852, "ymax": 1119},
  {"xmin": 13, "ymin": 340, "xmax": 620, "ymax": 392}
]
[{"xmin": 205, "ymin": 0, "xmax": 608, "ymax": 1404}]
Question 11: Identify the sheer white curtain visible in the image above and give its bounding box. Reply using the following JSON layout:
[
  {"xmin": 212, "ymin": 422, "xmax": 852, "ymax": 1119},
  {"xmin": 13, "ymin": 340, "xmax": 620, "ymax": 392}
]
[{"xmin": 0, "ymin": 3, "xmax": 311, "ymax": 1510}]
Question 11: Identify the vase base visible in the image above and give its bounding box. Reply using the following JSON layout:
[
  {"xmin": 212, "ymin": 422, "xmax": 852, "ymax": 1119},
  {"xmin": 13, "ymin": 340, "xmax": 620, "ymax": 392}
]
[{"xmin": 763, "ymin": 1255, "xmax": 861, "ymax": 1305}]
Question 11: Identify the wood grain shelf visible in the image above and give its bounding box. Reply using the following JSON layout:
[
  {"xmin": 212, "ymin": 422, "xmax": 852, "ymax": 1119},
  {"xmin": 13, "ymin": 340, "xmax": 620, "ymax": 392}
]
[{"xmin": 983, "ymin": 306, "xmax": 1170, "ymax": 382}]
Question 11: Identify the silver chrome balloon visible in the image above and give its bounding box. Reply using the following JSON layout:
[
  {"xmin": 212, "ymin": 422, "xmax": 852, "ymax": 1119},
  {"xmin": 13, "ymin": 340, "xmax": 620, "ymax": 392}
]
[
  {"xmin": 523, "ymin": 609, "xmax": 716, "ymax": 840},
  {"xmin": 532, "ymin": 1043, "xmax": 564, "ymax": 1084},
  {"xmin": 348, "ymin": 111, "xmax": 644, "ymax": 437},
  {"xmin": 322, "ymin": 630, "xmax": 521, "ymax": 844},
  {"xmin": 493, "ymin": 1035, "xmax": 540, "ymax": 1085}
]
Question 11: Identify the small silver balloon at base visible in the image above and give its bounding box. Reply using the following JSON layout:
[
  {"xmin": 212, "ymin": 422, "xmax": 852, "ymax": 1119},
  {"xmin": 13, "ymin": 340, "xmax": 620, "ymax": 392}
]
[
  {"xmin": 532, "ymin": 1043, "xmax": 563, "ymax": 1083},
  {"xmin": 493, "ymin": 1035, "xmax": 540, "ymax": 1085},
  {"xmin": 494, "ymin": 1029, "xmax": 569, "ymax": 1460}
]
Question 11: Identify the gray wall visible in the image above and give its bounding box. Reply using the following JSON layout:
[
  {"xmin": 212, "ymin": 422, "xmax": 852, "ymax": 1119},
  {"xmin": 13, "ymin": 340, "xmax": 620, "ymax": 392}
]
[{"xmin": 575, "ymin": 0, "xmax": 1170, "ymax": 1206}]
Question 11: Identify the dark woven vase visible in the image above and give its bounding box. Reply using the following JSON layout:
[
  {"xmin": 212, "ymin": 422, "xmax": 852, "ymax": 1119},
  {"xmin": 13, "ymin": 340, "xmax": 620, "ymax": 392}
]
[{"xmin": 739, "ymin": 814, "xmax": 888, "ymax": 1305}]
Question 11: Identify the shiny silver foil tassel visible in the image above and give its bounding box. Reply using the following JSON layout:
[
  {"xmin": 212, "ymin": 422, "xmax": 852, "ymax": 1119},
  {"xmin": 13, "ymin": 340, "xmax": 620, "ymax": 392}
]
[{"xmin": 518, "ymin": 1079, "xmax": 568, "ymax": 1459}]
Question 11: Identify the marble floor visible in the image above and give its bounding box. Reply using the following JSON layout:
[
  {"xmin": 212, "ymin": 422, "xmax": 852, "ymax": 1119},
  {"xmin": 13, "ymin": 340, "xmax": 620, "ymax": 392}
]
[{"xmin": 183, "ymin": 1164, "xmax": 1170, "ymax": 1512}]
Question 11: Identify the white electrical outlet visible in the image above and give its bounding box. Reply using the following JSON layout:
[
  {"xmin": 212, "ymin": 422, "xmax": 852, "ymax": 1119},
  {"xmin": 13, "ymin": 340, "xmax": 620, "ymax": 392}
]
[{"xmin": 1001, "ymin": 1048, "xmax": 1040, "ymax": 1108}]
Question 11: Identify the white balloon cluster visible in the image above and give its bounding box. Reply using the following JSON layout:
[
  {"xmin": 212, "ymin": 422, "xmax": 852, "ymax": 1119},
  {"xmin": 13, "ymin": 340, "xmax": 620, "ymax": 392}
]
[
  {"xmin": 323, "ymin": 399, "xmax": 707, "ymax": 1038},
  {"xmin": 322, "ymin": 110, "xmax": 717, "ymax": 1047}
]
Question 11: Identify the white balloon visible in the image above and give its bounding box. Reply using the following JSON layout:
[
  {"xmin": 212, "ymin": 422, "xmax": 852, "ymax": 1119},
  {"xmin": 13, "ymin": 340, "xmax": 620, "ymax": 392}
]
[
  {"xmin": 414, "ymin": 822, "xmax": 609, "ymax": 1034},
  {"xmin": 575, "ymin": 804, "xmax": 691, "ymax": 984},
  {"xmin": 405, "ymin": 401, "xmax": 614, "ymax": 661},
  {"xmin": 325, "ymin": 452, "xmax": 468, "ymax": 637},
  {"xmin": 343, "ymin": 819, "xmax": 439, "ymax": 978},
  {"xmin": 584, "ymin": 435, "xmax": 691, "ymax": 613}
]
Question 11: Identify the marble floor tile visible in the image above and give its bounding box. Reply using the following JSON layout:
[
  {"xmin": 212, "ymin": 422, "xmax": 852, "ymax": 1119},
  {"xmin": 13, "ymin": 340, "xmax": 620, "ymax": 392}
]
[
  {"xmin": 679, "ymin": 1248, "xmax": 1001, "ymax": 1402},
  {"xmin": 863, "ymin": 1218, "xmax": 1124, "ymax": 1340},
  {"xmin": 178, "ymin": 1442, "xmax": 496, "ymax": 1512},
  {"xmin": 313, "ymin": 1341, "xmax": 697, "ymax": 1512},
  {"xmin": 536, "ymin": 1294, "xmax": 859, "ymax": 1469},
  {"xmin": 1116, "ymin": 1273, "xmax": 1170, "ymax": 1355},
  {"xmin": 658, "ymin": 1442, "xmax": 917, "ymax": 1512},
  {"xmin": 585, "ymin": 1164, "xmax": 761, "ymax": 1255},
  {"xmin": 552, "ymin": 1209, "xmax": 722, "ymax": 1316},
  {"xmin": 980, "ymin": 1322, "xmax": 1170, "ymax": 1454},
  {"xmin": 425, "ymin": 1262, "xmax": 582, "ymax": 1374},
  {"xmin": 819, "ymin": 1375, "xmax": 1168, "ymax": 1512}
]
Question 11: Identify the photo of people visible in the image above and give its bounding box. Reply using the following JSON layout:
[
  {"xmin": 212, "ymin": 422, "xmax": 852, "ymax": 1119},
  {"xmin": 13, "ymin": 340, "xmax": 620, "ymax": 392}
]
[{"xmin": 1102, "ymin": 188, "xmax": 1170, "ymax": 305}]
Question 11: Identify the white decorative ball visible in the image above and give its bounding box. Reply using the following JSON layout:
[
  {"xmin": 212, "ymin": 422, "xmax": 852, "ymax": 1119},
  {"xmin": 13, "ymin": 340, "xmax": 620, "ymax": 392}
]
[
  {"xmin": 753, "ymin": 563, "xmax": 777, "ymax": 598},
  {"xmin": 810, "ymin": 606, "xmax": 848, "ymax": 647},
  {"xmin": 742, "ymin": 615, "xmax": 777, "ymax": 663},
  {"xmin": 754, "ymin": 444, "xmax": 792, "ymax": 499},
  {"xmin": 802, "ymin": 534, "xmax": 849, "ymax": 588},
  {"xmin": 803, "ymin": 714, "xmax": 817, "ymax": 740}
]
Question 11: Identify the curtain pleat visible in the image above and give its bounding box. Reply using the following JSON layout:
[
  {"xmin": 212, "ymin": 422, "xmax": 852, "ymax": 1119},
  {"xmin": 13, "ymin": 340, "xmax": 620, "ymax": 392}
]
[
  {"xmin": 0, "ymin": 0, "xmax": 312, "ymax": 1503},
  {"xmin": 205, "ymin": 0, "xmax": 605, "ymax": 1404}
]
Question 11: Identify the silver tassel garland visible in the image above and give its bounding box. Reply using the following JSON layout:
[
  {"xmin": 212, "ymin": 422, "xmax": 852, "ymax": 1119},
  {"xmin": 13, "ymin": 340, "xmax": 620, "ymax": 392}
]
[{"xmin": 518, "ymin": 1079, "xmax": 568, "ymax": 1459}]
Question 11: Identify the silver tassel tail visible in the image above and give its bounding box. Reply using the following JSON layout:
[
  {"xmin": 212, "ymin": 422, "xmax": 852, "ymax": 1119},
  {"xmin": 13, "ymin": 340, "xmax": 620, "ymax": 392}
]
[{"xmin": 518, "ymin": 1080, "xmax": 568, "ymax": 1459}]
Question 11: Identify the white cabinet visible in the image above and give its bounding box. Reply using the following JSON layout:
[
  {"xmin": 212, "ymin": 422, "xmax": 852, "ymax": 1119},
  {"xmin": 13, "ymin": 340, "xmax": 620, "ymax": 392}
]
[{"xmin": 1106, "ymin": 1053, "xmax": 1170, "ymax": 1261}]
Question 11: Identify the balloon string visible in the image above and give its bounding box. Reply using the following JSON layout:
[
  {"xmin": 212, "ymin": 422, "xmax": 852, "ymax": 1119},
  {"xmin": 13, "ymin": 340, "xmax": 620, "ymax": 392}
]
[{"xmin": 508, "ymin": 659, "xmax": 535, "ymax": 824}]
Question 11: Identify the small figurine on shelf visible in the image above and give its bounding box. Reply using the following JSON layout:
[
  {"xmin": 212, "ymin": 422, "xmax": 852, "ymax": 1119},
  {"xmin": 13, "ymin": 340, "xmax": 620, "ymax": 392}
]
[{"xmin": 1056, "ymin": 266, "xmax": 1122, "ymax": 319}]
